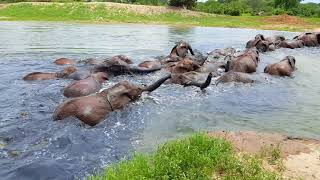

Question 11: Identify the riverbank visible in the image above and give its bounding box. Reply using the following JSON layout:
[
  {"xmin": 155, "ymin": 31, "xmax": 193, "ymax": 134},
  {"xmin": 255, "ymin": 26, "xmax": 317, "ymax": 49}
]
[
  {"xmin": 0, "ymin": 2, "xmax": 320, "ymax": 32},
  {"xmin": 89, "ymin": 132, "xmax": 320, "ymax": 179}
]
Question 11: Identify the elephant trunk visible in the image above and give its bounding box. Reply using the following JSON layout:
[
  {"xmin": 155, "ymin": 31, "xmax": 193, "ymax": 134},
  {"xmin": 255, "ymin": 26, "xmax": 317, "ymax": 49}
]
[
  {"xmin": 184, "ymin": 73, "xmax": 213, "ymax": 90},
  {"xmin": 142, "ymin": 74, "xmax": 171, "ymax": 92},
  {"xmin": 129, "ymin": 66, "xmax": 162, "ymax": 74},
  {"xmin": 189, "ymin": 46, "xmax": 195, "ymax": 55}
]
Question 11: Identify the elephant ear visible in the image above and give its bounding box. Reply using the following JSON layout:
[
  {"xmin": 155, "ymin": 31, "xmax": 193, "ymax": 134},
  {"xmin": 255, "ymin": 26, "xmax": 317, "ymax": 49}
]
[
  {"xmin": 170, "ymin": 44, "xmax": 178, "ymax": 56},
  {"xmin": 188, "ymin": 44, "xmax": 195, "ymax": 55},
  {"xmin": 287, "ymin": 56, "xmax": 296, "ymax": 69},
  {"xmin": 279, "ymin": 35, "xmax": 285, "ymax": 41},
  {"xmin": 264, "ymin": 66, "xmax": 269, "ymax": 73},
  {"xmin": 253, "ymin": 39, "xmax": 262, "ymax": 47},
  {"xmin": 225, "ymin": 60, "xmax": 231, "ymax": 72},
  {"xmin": 316, "ymin": 33, "xmax": 320, "ymax": 44},
  {"xmin": 255, "ymin": 34, "xmax": 265, "ymax": 41}
]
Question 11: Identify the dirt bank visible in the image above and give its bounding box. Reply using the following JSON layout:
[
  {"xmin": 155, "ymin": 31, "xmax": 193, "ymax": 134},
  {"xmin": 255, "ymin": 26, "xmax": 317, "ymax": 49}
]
[{"xmin": 208, "ymin": 131, "xmax": 320, "ymax": 180}]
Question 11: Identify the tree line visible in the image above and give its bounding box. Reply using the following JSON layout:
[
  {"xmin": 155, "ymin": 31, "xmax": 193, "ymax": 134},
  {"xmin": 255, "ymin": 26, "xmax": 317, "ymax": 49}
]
[
  {"xmin": 1, "ymin": 0, "xmax": 319, "ymax": 17},
  {"xmin": 196, "ymin": 0, "xmax": 320, "ymax": 17}
]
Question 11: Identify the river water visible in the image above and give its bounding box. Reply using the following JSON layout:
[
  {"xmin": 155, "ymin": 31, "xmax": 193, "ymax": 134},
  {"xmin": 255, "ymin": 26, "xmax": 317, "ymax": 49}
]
[{"xmin": 0, "ymin": 21, "xmax": 319, "ymax": 179}]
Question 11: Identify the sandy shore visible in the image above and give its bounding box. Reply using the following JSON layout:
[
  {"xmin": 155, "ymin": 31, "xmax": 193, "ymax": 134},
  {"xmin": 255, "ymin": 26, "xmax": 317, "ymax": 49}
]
[{"xmin": 208, "ymin": 131, "xmax": 320, "ymax": 180}]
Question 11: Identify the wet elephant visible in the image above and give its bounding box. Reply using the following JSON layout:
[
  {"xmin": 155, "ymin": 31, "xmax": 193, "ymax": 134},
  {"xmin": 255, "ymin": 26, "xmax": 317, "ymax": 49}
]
[
  {"xmin": 207, "ymin": 47, "xmax": 236, "ymax": 62},
  {"xmin": 246, "ymin": 34, "xmax": 277, "ymax": 52},
  {"xmin": 54, "ymin": 58, "xmax": 76, "ymax": 66},
  {"xmin": 53, "ymin": 74, "xmax": 171, "ymax": 126},
  {"xmin": 63, "ymin": 72, "xmax": 109, "ymax": 98},
  {"xmin": 278, "ymin": 40, "xmax": 304, "ymax": 49},
  {"xmin": 170, "ymin": 72, "xmax": 213, "ymax": 90},
  {"xmin": 166, "ymin": 58, "xmax": 201, "ymax": 74},
  {"xmin": 170, "ymin": 40, "xmax": 194, "ymax": 58},
  {"xmin": 225, "ymin": 48, "xmax": 259, "ymax": 73},
  {"xmin": 94, "ymin": 56, "xmax": 161, "ymax": 76},
  {"xmin": 23, "ymin": 66, "xmax": 77, "ymax": 81},
  {"xmin": 216, "ymin": 71, "xmax": 254, "ymax": 85},
  {"xmin": 161, "ymin": 41, "xmax": 195, "ymax": 64},
  {"xmin": 264, "ymin": 35, "xmax": 286, "ymax": 44},
  {"xmin": 138, "ymin": 59, "xmax": 162, "ymax": 70},
  {"xmin": 264, "ymin": 56, "xmax": 296, "ymax": 77},
  {"xmin": 293, "ymin": 32, "xmax": 320, "ymax": 47}
]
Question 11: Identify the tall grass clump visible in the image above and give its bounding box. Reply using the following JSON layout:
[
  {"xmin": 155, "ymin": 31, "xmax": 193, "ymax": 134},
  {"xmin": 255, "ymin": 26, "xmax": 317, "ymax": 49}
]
[{"xmin": 88, "ymin": 133, "xmax": 281, "ymax": 180}]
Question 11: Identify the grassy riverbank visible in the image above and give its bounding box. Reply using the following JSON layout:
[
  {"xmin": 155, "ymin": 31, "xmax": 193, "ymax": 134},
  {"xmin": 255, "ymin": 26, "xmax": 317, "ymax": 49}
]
[
  {"xmin": 88, "ymin": 133, "xmax": 281, "ymax": 180},
  {"xmin": 0, "ymin": 2, "xmax": 320, "ymax": 31}
]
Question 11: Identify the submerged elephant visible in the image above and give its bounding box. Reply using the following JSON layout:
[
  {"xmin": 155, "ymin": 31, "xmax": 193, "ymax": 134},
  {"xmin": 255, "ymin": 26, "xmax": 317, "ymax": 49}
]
[
  {"xmin": 216, "ymin": 71, "xmax": 254, "ymax": 85},
  {"xmin": 170, "ymin": 40, "xmax": 194, "ymax": 58},
  {"xmin": 264, "ymin": 35, "xmax": 286, "ymax": 44},
  {"xmin": 160, "ymin": 41, "xmax": 195, "ymax": 64},
  {"xmin": 293, "ymin": 32, "xmax": 320, "ymax": 47},
  {"xmin": 54, "ymin": 58, "xmax": 76, "ymax": 65},
  {"xmin": 264, "ymin": 56, "xmax": 296, "ymax": 77},
  {"xmin": 278, "ymin": 40, "xmax": 304, "ymax": 49},
  {"xmin": 138, "ymin": 59, "xmax": 162, "ymax": 70},
  {"xmin": 63, "ymin": 72, "xmax": 108, "ymax": 98},
  {"xmin": 170, "ymin": 72, "xmax": 213, "ymax": 90},
  {"xmin": 53, "ymin": 74, "xmax": 171, "ymax": 126},
  {"xmin": 166, "ymin": 58, "xmax": 201, "ymax": 74},
  {"xmin": 246, "ymin": 35, "xmax": 276, "ymax": 52},
  {"xmin": 94, "ymin": 56, "xmax": 161, "ymax": 76},
  {"xmin": 208, "ymin": 47, "xmax": 236, "ymax": 57},
  {"xmin": 225, "ymin": 48, "xmax": 259, "ymax": 73},
  {"xmin": 23, "ymin": 66, "xmax": 77, "ymax": 81}
]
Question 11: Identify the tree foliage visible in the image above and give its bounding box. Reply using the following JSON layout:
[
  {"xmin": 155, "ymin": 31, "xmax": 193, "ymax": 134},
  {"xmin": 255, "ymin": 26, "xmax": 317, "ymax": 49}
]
[{"xmin": 196, "ymin": 0, "xmax": 320, "ymax": 17}]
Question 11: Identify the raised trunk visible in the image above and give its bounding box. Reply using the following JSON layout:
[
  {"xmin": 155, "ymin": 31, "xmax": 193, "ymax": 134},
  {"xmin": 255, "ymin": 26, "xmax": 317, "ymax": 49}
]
[
  {"xmin": 142, "ymin": 74, "xmax": 171, "ymax": 92},
  {"xmin": 128, "ymin": 66, "xmax": 162, "ymax": 74},
  {"xmin": 184, "ymin": 73, "xmax": 213, "ymax": 90}
]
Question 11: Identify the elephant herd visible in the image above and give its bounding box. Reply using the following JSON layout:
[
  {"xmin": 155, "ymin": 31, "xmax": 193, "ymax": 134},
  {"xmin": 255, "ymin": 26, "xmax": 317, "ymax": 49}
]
[{"xmin": 23, "ymin": 32, "xmax": 320, "ymax": 126}]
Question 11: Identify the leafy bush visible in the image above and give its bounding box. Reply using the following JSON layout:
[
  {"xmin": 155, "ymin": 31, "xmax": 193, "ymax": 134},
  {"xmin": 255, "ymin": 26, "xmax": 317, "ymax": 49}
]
[
  {"xmin": 168, "ymin": 0, "xmax": 196, "ymax": 10},
  {"xmin": 88, "ymin": 134, "xmax": 280, "ymax": 180},
  {"xmin": 196, "ymin": 0, "xmax": 243, "ymax": 16}
]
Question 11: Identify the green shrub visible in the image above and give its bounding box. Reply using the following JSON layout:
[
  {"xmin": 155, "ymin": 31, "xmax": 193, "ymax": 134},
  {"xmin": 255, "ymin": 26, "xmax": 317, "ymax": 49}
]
[
  {"xmin": 88, "ymin": 133, "xmax": 281, "ymax": 180},
  {"xmin": 169, "ymin": 0, "xmax": 196, "ymax": 10},
  {"xmin": 272, "ymin": 8, "xmax": 287, "ymax": 15}
]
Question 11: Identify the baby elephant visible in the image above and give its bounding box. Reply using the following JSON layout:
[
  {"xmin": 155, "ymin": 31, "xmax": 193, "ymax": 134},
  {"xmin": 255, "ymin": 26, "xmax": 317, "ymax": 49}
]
[
  {"xmin": 54, "ymin": 58, "xmax": 76, "ymax": 65},
  {"xmin": 63, "ymin": 72, "xmax": 109, "ymax": 98},
  {"xmin": 216, "ymin": 71, "xmax": 254, "ymax": 85},
  {"xmin": 264, "ymin": 56, "xmax": 296, "ymax": 77},
  {"xmin": 170, "ymin": 40, "xmax": 194, "ymax": 58},
  {"xmin": 225, "ymin": 48, "xmax": 259, "ymax": 73},
  {"xmin": 53, "ymin": 74, "xmax": 171, "ymax": 126},
  {"xmin": 23, "ymin": 66, "xmax": 77, "ymax": 81}
]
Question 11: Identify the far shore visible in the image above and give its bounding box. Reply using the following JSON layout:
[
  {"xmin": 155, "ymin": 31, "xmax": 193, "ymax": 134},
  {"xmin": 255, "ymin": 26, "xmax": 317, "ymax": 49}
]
[{"xmin": 0, "ymin": 2, "xmax": 320, "ymax": 32}]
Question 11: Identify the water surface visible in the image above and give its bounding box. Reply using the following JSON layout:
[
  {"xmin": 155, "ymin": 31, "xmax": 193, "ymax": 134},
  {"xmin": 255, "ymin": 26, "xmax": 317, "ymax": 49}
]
[{"xmin": 0, "ymin": 21, "xmax": 319, "ymax": 179}]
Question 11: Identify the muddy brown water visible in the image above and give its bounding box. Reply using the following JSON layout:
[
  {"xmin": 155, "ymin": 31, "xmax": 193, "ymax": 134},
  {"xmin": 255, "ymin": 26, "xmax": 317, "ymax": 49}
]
[{"xmin": 0, "ymin": 21, "xmax": 319, "ymax": 179}]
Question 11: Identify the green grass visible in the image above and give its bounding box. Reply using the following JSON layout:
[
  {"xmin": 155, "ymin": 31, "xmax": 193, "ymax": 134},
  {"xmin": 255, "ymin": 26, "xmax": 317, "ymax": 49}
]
[
  {"xmin": 88, "ymin": 133, "xmax": 281, "ymax": 180},
  {"xmin": 0, "ymin": 2, "xmax": 320, "ymax": 31}
]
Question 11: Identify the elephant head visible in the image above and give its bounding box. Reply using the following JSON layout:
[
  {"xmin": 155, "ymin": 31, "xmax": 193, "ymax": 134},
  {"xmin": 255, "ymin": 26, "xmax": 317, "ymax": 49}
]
[
  {"xmin": 293, "ymin": 32, "xmax": 319, "ymax": 47},
  {"xmin": 255, "ymin": 34, "xmax": 265, "ymax": 41},
  {"xmin": 264, "ymin": 56, "xmax": 296, "ymax": 76},
  {"xmin": 53, "ymin": 74, "xmax": 171, "ymax": 126},
  {"xmin": 23, "ymin": 66, "xmax": 78, "ymax": 81},
  {"xmin": 283, "ymin": 56, "xmax": 296, "ymax": 70},
  {"xmin": 169, "ymin": 59, "xmax": 201, "ymax": 74},
  {"xmin": 170, "ymin": 41, "xmax": 195, "ymax": 58}
]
